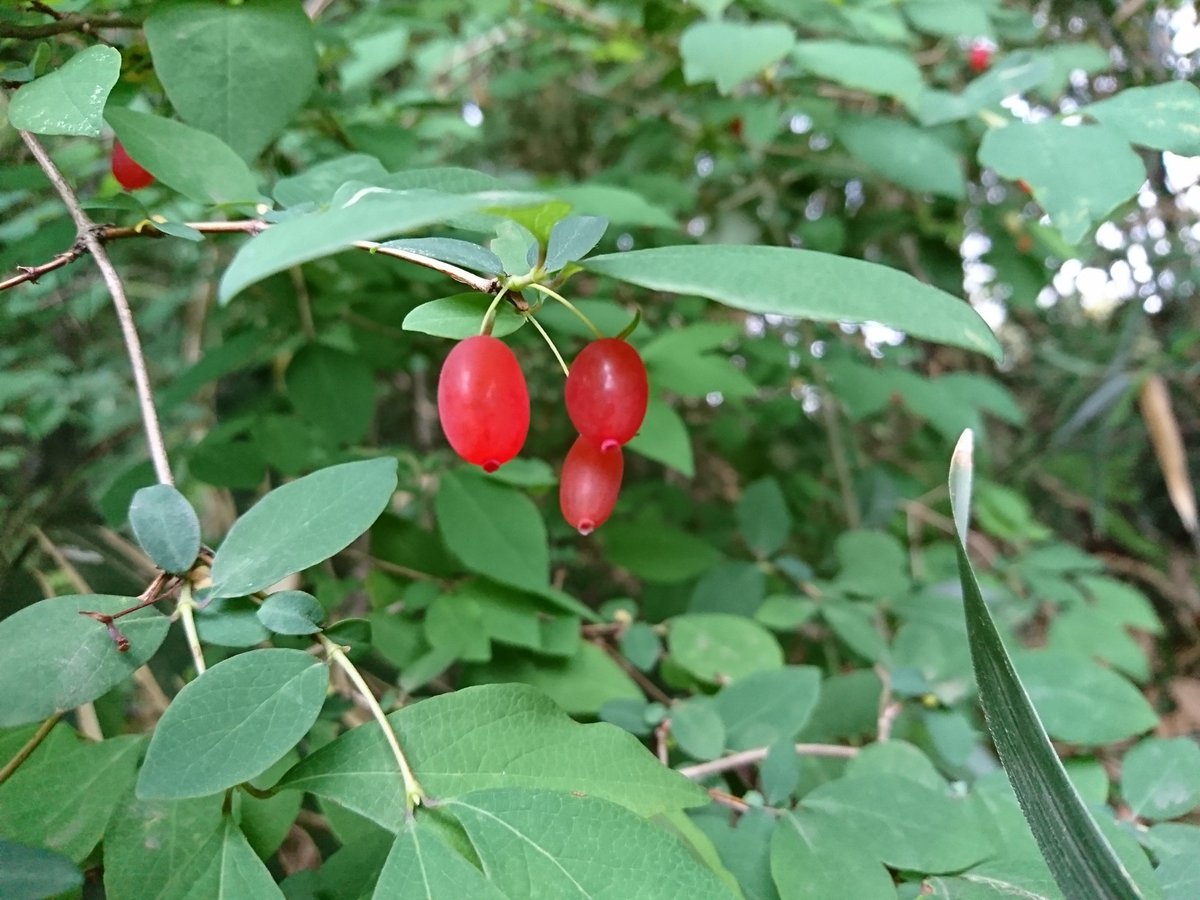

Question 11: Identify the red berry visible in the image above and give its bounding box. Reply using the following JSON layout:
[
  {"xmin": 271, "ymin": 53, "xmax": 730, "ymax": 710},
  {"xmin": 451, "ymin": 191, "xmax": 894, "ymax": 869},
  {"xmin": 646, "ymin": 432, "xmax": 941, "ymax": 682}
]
[
  {"xmin": 968, "ymin": 42, "xmax": 992, "ymax": 73},
  {"xmin": 112, "ymin": 140, "xmax": 154, "ymax": 190},
  {"xmin": 560, "ymin": 436, "xmax": 623, "ymax": 535},
  {"xmin": 437, "ymin": 335, "xmax": 530, "ymax": 472},
  {"xmin": 564, "ymin": 339, "xmax": 648, "ymax": 450}
]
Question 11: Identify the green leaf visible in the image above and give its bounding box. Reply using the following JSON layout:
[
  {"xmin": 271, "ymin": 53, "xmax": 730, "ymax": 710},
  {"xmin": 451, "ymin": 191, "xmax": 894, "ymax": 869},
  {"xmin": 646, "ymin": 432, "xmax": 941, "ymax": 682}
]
[
  {"xmin": 381, "ymin": 237, "xmax": 504, "ymax": 275},
  {"xmin": 195, "ymin": 596, "xmax": 269, "ymax": 648},
  {"xmin": 105, "ymin": 107, "xmax": 260, "ymax": 207},
  {"xmin": 279, "ymin": 684, "xmax": 704, "ymax": 830},
  {"xmin": 831, "ymin": 529, "xmax": 910, "ymax": 598},
  {"xmin": 0, "ymin": 594, "xmax": 169, "ymax": 727},
  {"xmin": 905, "ymin": 0, "xmax": 992, "ymax": 38},
  {"xmin": 1013, "ymin": 651, "xmax": 1156, "ymax": 745},
  {"xmin": 0, "ymin": 840, "xmax": 82, "ymax": 900},
  {"xmin": 847, "ymin": 740, "xmax": 946, "ymax": 791},
  {"xmin": 137, "ymin": 649, "xmax": 329, "ymax": 799},
  {"xmin": 671, "ymin": 697, "xmax": 727, "ymax": 761},
  {"xmin": 490, "ymin": 200, "xmax": 572, "ymax": 245},
  {"xmin": 822, "ymin": 600, "xmax": 889, "ymax": 663},
  {"xmin": 692, "ymin": 807, "xmax": 777, "ymax": 900},
  {"xmin": 128, "ymin": 484, "xmax": 201, "ymax": 574},
  {"xmin": 463, "ymin": 642, "xmax": 641, "ymax": 715},
  {"xmin": 218, "ymin": 191, "xmax": 496, "ymax": 303},
  {"xmin": 680, "ymin": 21, "xmax": 796, "ymax": 95},
  {"xmin": 771, "ymin": 811, "xmax": 897, "ymax": 900},
  {"xmin": 1085, "ymin": 82, "xmax": 1200, "ymax": 156},
  {"xmin": 435, "ymin": 469, "xmax": 549, "ymax": 593},
  {"xmin": 626, "ymin": 398, "xmax": 695, "ymax": 477},
  {"xmin": 273, "ymin": 153, "xmax": 388, "ymax": 207},
  {"xmin": 209, "ymin": 457, "xmax": 397, "ymax": 599},
  {"xmin": 669, "ymin": 614, "xmax": 784, "ymax": 683},
  {"xmin": 285, "ymin": 344, "xmax": 376, "ymax": 445},
  {"xmin": 0, "ymin": 732, "xmax": 141, "ymax": 862},
  {"xmin": 444, "ymin": 788, "xmax": 737, "ymax": 898},
  {"xmin": 837, "ymin": 116, "xmax": 966, "ymax": 199},
  {"xmin": 257, "ymin": 590, "xmax": 325, "ymax": 635},
  {"xmin": 792, "ymin": 41, "xmax": 924, "ymax": 110},
  {"xmin": 551, "ymin": 184, "xmax": 677, "ymax": 229},
  {"xmin": 802, "ymin": 773, "xmax": 990, "ymax": 872},
  {"xmin": 978, "ymin": 121, "xmax": 1144, "ymax": 244},
  {"xmin": 105, "ymin": 796, "xmax": 281, "ymax": 900},
  {"xmin": 1121, "ymin": 738, "xmax": 1200, "ymax": 822},
  {"xmin": 544, "ymin": 215, "xmax": 608, "ymax": 272},
  {"xmin": 402, "ymin": 293, "xmax": 525, "ymax": 339},
  {"xmin": 584, "ymin": 245, "xmax": 1001, "ymax": 360},
  {"xmin": 603, "ymin": 519, "xmax": 722, "ymax": 582},
  {"xmin": 918, "ymin": 55, "xmax": 1054, "ymax": 126},
  {"xmin": 374, "ymin": 820, "xmax": 505, "ymax": 899},
  {"xmin": 8, "ymin": 45, "xmax": 120, "ymax": 137},
  {"xmin": 145, "ymin": 0, "xmax": 317, "ymax": 160},
  {"xmin": 713, "ymin": 666, "xmax": 821, "ymax": 750},
  {"xmin": 949, "ymin": 431, "xmax": 1145, "ymax": 900},
  {"xmin": 620, "ymin": 622, "xmax": 663, "ymax": 671},
  {"xmin": 736, "ymin": 478, "xmax": 791, "ymax": 557},
  {"xmin": 104, "ymin": 795, "xmax": 223, "ymax": 900}
]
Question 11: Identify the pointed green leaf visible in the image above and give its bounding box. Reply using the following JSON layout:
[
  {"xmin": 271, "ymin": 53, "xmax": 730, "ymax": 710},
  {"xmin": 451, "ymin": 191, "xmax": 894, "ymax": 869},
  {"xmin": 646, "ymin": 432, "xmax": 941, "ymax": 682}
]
[
  {"xmin": 736, "ymin": 478, "xmax": 791, "ymax": 557},
  {"xmin": 1085, "ymin": 82, "xmax": 1200, "ymax": 156},
  {"xmin": 105, "ymin": 107, "xmax": 260, "ymax": 206},
  {"xmin": 435, "ymin": 469, "xmax": 549, "ymax": 593},
  {"xmin": 669, "ymin": 614, "xmax": 784, "ymax": 684},
  {"xmin": 680, "ymin": 21, "xmax": 796, "ymax": 94},
  {"xmin": 8, "ymin": 45, "xmax": 120, "ymax": 136},
  {"xmin": 979, "ymin": 121, "xmax": 1144, "ymax": 244},
  {"xmin": 128, "ymin": 484, "xmax": 201, "ymax": 574},
  {"xmin": 792, "ymin": 41, "xmax": 924, "ymax": 110},
  {"xmin": 583, "ymin": 246, "xmax": 1001, "ymax": 360},
  {"xmin": 382, "ymin": 237, "xmax": 504, "ymax": 275},
  {"xmin": 949, "ymin": 431, "xmax": 1144, "ymax": 899},
  {"xmin": 713, "ymin": 666, "xmax": 821, "ymax": 751},
  {"xmin": 373, "ymin": 820, "xmax": 506, "ymax": 899},
  {"xmin": 279, "ymin": 684, "xmax": 704, "ymax": 830},
  {"xmin": 209, "ymin": 457, "xmax": 397, "ymax": 599},
  {"xmin": 0, "ymin": 594, "xmax": 169, "ymax": 727},
  {"xmin": 138, "ymin": 649, "xmax": 329, "ymax": 799},
  {"xmin": 218, "ymin": 191, "xmax": 497, "ymax": 303},
  {"xmin": 544, "ymin": 215, "xmax": 608, "ymax": 272},
  {"xmin": 445, "ymin": 788, "xmax": 737, "ymax": 899},
  {"xmin": 145, "ymin": 0, "xmax": 317, "ymax": 160}
]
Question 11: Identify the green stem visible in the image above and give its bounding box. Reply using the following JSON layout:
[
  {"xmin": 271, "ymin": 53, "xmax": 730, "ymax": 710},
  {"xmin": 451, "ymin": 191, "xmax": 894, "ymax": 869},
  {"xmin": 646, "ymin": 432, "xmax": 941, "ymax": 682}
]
[
  {"xmin": 527, "ymin": 283, "xmax": 604, "ymax": 339},
  {"xmin": 479, "ymin": 286, "xmax": 511, "ymax": 336},
  {"xmin": 320, "ymin": 634, "xmax": 425, "ymax": 813},
  {"xmin": 0, "ymin": 711, "xmax": 61, "ymax": 786},
  {"xmin": 176, "ymin": 583, "xmax": 207, "ymax": 675},
  {"xmin": 526, "ymin": 314, "xmax": 570, "ymax": 377}
]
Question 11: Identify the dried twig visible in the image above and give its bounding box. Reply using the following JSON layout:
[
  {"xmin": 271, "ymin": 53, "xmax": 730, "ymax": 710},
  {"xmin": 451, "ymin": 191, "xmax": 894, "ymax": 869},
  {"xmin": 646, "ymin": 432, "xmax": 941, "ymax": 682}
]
[{"xmin": 678, "ymin": 741, "xmax": 859, "ymax": 781}]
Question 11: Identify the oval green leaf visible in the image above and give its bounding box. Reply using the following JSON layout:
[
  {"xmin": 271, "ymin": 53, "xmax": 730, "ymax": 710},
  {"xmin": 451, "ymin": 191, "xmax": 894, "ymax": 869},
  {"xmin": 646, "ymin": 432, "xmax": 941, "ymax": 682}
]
[
  {"xmin": 257, "ymin": 591, "xmax": 325, "ymax": 636},
  {"xmin": 137, "ymin": 649, "xmax": 329, "ymax": 800},
  {"xmin": 105, "ymin": 107, "xmax": 260, "ymax": 207},
  {"xmin": 583, "ymin": 245, "xmax": 1002, "ymax": 360},
  {"xmin": 209, "ymin": 457, "xmax": 397, "ymax": 599},
  {"xmin": 0, "ymin": 595, "xmax": 169, "ymax": 727},
  {"xmin": 402, "ymin": 293, "xmax": 526, "ymax": 339},
  {"xmin": 128, "ymin": 484, "xmax": 201, "ymax": 574}
]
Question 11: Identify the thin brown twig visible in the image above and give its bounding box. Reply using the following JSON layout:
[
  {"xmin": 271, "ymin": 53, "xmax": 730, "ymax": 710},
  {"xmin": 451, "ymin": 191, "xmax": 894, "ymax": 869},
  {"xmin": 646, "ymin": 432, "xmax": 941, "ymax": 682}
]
[
  {"xmin": 678, "ymin": 741, "xmax": 859, "ymax": 781},
  {"xmin": 593, "ymin": 638, "xmax": 672, "ymax": 705},
  {"xmin": 19, "ymin": 131, "xmax": 173, "ymax": 486},
  {"xmin": 0, "ymin": 9, "xmax": 141, "ymax": 39},
  {"xmin": 0, "ymin": 712, "xmax": 62, "ymax": 786}
]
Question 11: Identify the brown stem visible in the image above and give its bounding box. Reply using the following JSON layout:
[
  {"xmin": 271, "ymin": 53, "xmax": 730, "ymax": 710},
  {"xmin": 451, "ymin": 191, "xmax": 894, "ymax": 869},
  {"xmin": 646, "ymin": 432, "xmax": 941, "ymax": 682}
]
[
  {"xmin": 0, "ymin": 712, "xmax": 62, "ymax": 786},
  {"xmin": 678, "ymin": 741, "xmax": 859, "ymax": 781},
  {"xmin": 0, "ymin": 10, "xmax": 141, "ymax": 39},
  {"xmin": 19, "ymin": 131, "xmax": 174, "ymax": 486}
]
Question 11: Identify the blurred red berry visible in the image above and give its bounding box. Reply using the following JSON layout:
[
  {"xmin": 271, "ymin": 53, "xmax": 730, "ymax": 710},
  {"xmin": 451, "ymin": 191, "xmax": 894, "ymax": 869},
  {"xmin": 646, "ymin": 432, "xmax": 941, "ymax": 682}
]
[
  {"xmin": 112, "ymin": 140, "xmax": 154, "ymax": 191},
  {"xmin": 560, "ymin": 436, "xmax": 623, "ymax": 535},
  {"xmin": 968, "ymin": 42, "xmax": 992, "ymax": 73},
  {"xmin": 564, "ymin": 338, "xmax": 648, "ymax": 451}
]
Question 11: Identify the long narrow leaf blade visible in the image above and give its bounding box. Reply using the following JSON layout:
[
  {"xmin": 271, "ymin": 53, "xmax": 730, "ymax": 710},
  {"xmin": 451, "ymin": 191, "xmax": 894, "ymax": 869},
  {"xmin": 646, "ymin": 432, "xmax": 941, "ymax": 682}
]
[{"xmin": 948, "ymin": 430, "xmax": 1143, "ymax": 900}]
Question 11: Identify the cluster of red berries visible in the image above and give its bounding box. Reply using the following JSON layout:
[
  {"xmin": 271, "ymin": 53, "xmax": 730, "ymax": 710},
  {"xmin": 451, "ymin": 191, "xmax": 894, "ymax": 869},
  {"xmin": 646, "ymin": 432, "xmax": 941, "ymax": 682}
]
[
  {"xmin": 111, "ymin": 140, "xmax": 154, "ymax": 191},
  {"xmin": 437, "ymin": 335, "xmax": 648, "ymax": 535}
]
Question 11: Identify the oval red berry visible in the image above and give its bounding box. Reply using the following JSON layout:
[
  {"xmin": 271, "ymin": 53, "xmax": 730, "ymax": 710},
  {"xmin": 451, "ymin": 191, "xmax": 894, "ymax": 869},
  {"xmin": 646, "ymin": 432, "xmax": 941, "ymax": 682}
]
[
  {"xmin": 437, "ymin": 335, "xmax": 530, "ymax": 472},
  {"xmin": 112, "ymin": 140, "xmax": 155, "ymax": 191},
  {"xmin": 564, "ymin": 338, "xmax": 648, "ymax": 450},
  {"xmin": 560, "ymin": 436, "xmax": 623, "ymax": 535}
]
